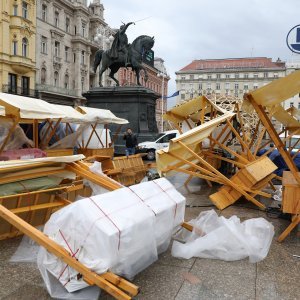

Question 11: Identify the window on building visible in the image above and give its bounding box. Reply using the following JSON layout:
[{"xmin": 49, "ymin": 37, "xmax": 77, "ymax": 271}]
[
  {"xmin": 82, "ymin": 23, "xmax": 86, "ymax": 37},
  {"xmin": 234, "ymin": 92, "xmax": 238, "ymax": 98},
  {"xmin": 181, "ymin": 76, "xmax": 185, "ymax": 80},
  {"xmin": 74, "ymin": 26, "xmax": 77, "ymax": 35},
  {"xmin": 216, "ymin": 74, "xmax": 221, "ymax": 79},
  {"xmin": 66, "ymin": 17, "xmax": 70, "ymax": 33},
  {"xmin": 225, "ymin": 74, "xmax": 230, "ymax": 79},
  {"xmin": 41, "ymin": 36, "xmax": 47, "ymax": 54},
  {"xmin": 21, "ymin": 76, "xmax": 30, "ymax": 95},
  {"xmin": 207, "ymin": 83, "xmax": 211, "ymax": 90},
  {"xmin": 55, "ymin": 11, "xmax": 59, "ymax": 27},
  {"xmin": 81, "ymin": 77, "xmax": 85, "ymax": 91},
  {"xmin": 22, "ymin": 2, "xmax": 28, "ymax": 19},
  {"xmin": 290, "ymin": 102, "xmax": 294, "ymax": 107},
  {"xmin": 207, "ymin": 75, "xmax": 212, "ymax": 80},
  {"xmin": 244, "ymin": 84, "xmax": 249, "ymax": 90},
  {"xmin": 254, "ymin": 74, "xmax": 258, "ymax": 79},
  {"xmin": 54, "ymin": 41, "xmax": 60, "ymax": 57},
  {"xmin": 65, "ymin": 46, "xmax": 69, "ymax": 62},
  {"xmin": 274, "ymin": 73, "xmax": 278, "ymax": 78},
  {"xmin": 254, "ymin": 84, "xmax": 258, "ymax": 89},
  {"xmin": 244, "ymin": 73, "xmax": 249, "ymax": 79},
  {"xmin": 73, "ymin": 53, "xmax": 76, "ymax": 63},
  {"xmin": 41, "ymin": 68, "xmax": 46, "ymax": 84},
  {"xmin": 234, "ymin": 83, "xmax": 239, "ymax": 90},
  {"xmin": 54, "ymin": 71, "xmax": 59, "ymax": 87},
  {"xmin": 225, "ymin": 82, "xmax": 230, "ymax": 89},
  {"xmin": 22, "ymin": 37, "xmax": 28, "ymax": 57},
  {"xmin": 235, "ymin": 73, "xmax": 239, "ymax": 79},
  {"xmin": 181, "ymin": 94, "xmax": 185, "ymax": 100},
  {"xmin": 216, "ymin": 83, "xmax": 220, "ymax": 90},
  {"xmin": 13, "ymin": 5, "xmax": 18, "ymax": 16},
  {"xmin": 64, "ymin": 74, "xmax": 69, "ymax": 89},
  {"xmin": 12, "ymin": 41, "xmax": 18, "ymax": 55},
  {"xmin": 81, "ymin": 50, "xmax": 85, "ymax": 64},
  {"xmin": 8, "ymin": 73, "xmax": 17, "ymax": 94},
  {"xmin": 264, "ymin": 72, "xmax": 268, "ymax": 78},
  {"xmin": 199, "ymin": 83, "xmax": 202, "ymax": 90},
  {"xmin": 42, "ymin": 4, "xmax": 47, "ymax": 21}
]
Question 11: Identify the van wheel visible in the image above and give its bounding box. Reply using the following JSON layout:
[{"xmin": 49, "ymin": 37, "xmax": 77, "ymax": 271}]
[{"xmin": 146, "ymin": 149, "xmax": 156, "ymax": 161}]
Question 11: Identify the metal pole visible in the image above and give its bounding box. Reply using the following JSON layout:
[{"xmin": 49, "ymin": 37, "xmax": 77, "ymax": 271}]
[{"xmin": 161, "ymin": 75, "xmax": 164, "ymax": 132}]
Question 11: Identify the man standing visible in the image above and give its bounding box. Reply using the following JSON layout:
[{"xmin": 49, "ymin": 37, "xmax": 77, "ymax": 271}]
[
  {"xmin": 109, "ymin": 22, "xmax": 134, "ymax": 66},
  {"xmin": 123, "ymin": 128, "xmax": 137, "ymax": 156}
]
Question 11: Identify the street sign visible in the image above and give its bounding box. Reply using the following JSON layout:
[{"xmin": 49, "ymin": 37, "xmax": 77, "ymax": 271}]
[{"xmin": 287, "ymin": 24, "xmax": 300, "ymax": 54}]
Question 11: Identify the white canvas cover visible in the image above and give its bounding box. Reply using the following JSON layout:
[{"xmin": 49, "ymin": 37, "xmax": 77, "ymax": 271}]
[
  {"xmin": 0, "ymin": 92, "xmax": 65, "ymax": 120},
  {"xmin": 38, "ymin": 178, "xmax": 185, "ymax": 293},
  {"xmin": 77, "ymin": 106, "xmax": 129, "ymax": 125}
]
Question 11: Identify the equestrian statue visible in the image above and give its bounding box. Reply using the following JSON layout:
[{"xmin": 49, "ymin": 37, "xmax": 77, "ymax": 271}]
[{"xmin": 93, "ymin": 22, "xmax": 155, "ymax": 87}]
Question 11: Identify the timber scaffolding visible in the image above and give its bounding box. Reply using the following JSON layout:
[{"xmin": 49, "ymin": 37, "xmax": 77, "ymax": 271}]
[{"xmin": 160, "ymin": 70, "xmax": 300, "ymax": 240}]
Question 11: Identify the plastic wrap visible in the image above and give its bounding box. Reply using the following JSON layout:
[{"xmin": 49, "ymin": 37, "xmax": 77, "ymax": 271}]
[
  {"xmin": 39, "ymin": 178, "xmax": 185, "ymax": 293},
  {"xmin": 0, "ymin": 119, "xmax": 34, "ymax": 151},
  {"xmin": 172, "ymin": 210, "xmax": 274, "ymax": 263}
]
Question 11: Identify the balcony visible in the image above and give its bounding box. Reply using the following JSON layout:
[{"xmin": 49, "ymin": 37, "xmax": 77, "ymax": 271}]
[
  {"xmin": 2, "ymin": 85, "xmax": 38, "ymax": 98},
  {"xmin": 36, "ymin": 84, "xmax": 77, "ymax": 97}
]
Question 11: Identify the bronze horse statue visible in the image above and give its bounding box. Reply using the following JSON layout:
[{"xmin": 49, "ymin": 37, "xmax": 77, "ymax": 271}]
[{"xmin": 93, "ymin": 35, "xmax": 155, "ymax": 87}]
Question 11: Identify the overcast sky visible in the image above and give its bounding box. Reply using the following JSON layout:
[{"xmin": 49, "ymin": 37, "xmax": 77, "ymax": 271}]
[{"xmin": 89, "ymin": 0, "xmax": 300, "ymax": 106}]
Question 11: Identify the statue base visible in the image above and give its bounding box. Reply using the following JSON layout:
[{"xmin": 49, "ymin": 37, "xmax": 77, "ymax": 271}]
[{"xmin": 83, "ymin": 86, "xmax": 159, "ymax": 154}]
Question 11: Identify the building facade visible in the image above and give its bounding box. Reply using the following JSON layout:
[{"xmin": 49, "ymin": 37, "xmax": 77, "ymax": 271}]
[
  {"xmin": 0, "ymin": 0, "xmax": 36, "ymax": 97},
  {"xmin": 176, "ymin": 57, "xmax": 286, "ymax": 104},
  {"xmin": 35, "ymin": 0, "xmax": 114, "ymax": 105},
  {"xmin": 284, "ymin": 60, "xmax": 300, "ymax": 109}
]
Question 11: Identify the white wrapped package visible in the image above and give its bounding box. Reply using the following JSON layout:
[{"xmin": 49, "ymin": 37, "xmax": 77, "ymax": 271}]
[
  {"xmin": 130, "ymin": 179, "xmax": 185, "ymax": 253},
  {"xmin": 39, "ymin": 178, "xmax": 185, "ymax": 293},
  {"xmin": 172, "ymin": 210, "xmax": 274, "ymax": 263}
]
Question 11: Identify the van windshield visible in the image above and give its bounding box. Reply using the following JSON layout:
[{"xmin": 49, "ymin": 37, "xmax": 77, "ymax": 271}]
[{"xmin": 153, "ymin": 133, "xmax": 165, "ymax": 141}]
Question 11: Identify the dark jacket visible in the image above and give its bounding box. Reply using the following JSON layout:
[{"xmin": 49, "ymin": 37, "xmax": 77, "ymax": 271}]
[{"xmin": 123, "ymin": 133, "xmax": 137, "ymax": 148}]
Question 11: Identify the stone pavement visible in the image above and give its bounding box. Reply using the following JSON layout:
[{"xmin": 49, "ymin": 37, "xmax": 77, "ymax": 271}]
[{"xmin": 0, "ymin": 174, "xmax": 299, "ymax": 300}]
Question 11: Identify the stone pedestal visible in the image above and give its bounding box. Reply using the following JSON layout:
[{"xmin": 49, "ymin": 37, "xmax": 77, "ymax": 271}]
[{"xmin": 83, "ymin": 86, "xmax": 159, "ymax": 154}]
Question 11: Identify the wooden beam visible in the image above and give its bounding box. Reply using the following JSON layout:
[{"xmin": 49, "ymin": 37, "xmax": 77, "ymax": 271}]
[
  {"xmin": 247, "ymin": 94, "xmax": 300, "ymax": 185},
  {"xmin": 177, "ymin": 141, "xmax": 265, "ymax": 209},
  {"xmin": 0, "ymin": 204, "xmax": 138, "ymax": 299}
]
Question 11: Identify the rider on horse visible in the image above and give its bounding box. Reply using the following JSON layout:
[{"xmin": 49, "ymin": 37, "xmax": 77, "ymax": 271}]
[{"xmin": 109, "ymin": 22, "xmax": 134, "ymax": 67}]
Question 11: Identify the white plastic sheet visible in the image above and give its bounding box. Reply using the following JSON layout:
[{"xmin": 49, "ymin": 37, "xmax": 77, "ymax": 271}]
[
  {"xmin": 172, "ymin": 210, "xmax": 274, "ymax": 263},
  {"xmin": 39, "ymin": 178, "xmax": 185, "ymax": 293}
]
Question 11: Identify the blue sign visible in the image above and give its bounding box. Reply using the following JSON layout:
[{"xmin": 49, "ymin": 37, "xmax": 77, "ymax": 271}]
[{"xmin": 287, "ymin": 24, "xmax": 300, "ymax": 53}]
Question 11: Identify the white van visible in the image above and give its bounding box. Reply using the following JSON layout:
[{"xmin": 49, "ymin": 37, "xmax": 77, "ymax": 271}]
[{"xmin": 137, "ymin": 130, "xmax": 180, "ymax": 160}]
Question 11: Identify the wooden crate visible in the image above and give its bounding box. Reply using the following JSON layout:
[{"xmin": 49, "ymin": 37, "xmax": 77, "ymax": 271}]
[
  {"xmin": 209, "ymin": 156, "xmax": 277, "ymax": 210},
  {"xmin": 102, "ymin": 154, "xmax": 147, "ymax": 186},
  {"xmin": 282, "ymin": 171, "xmax": 300, "ymax": 214}
]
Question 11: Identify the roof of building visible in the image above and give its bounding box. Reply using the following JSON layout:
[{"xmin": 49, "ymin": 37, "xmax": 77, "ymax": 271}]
[{"xmin": 179, "ymin": 57, "xmax": 285, "ymax": 72}]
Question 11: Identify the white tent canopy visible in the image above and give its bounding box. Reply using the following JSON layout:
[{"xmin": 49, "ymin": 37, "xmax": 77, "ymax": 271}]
[
  {"xmin": 0, "ymin": 93, "xmax": 129, "ymax": 125},
  {"xmin": 0, "ymin": 93, "xmax": 65, "ymax": 120},
  {"xmin": 77, "ymin": 106, "xmax": 129, "ymax": 125}
]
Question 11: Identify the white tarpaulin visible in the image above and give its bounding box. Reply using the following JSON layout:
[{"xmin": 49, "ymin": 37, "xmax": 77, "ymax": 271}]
[
  {"xmin": 38, "ymin": 178, "xmax": 185, "ymax": 293},
  {"xmin": 172, "ymin": 210, "xmax": 274, "ymax": 263}
]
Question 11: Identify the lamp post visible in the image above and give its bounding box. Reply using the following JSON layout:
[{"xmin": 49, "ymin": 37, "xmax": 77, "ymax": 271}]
[{"xmin": 157, "ymin": 72, "xmax": 168, "ymax": 132}]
